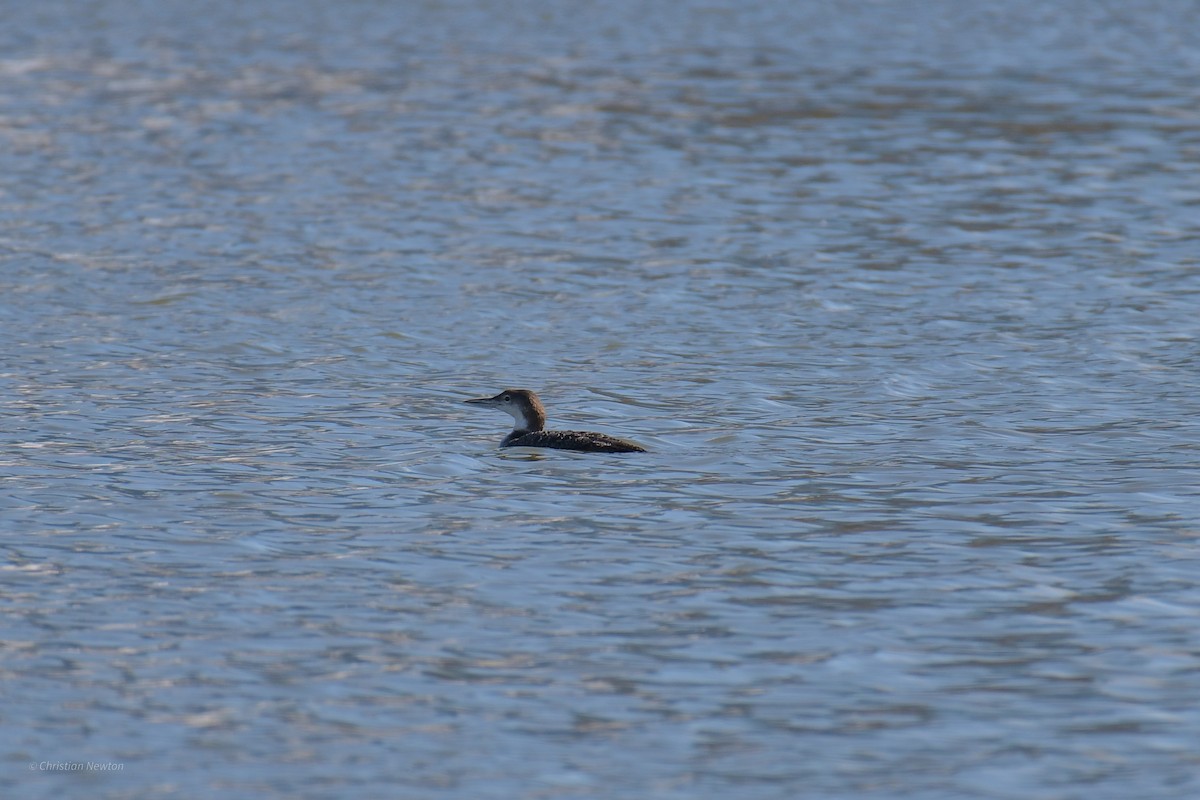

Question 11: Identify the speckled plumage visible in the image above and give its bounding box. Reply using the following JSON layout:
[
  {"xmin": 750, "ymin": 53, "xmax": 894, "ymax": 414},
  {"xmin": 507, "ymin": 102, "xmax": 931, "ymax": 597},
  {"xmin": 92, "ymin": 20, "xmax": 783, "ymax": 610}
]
[
  {"xmin": 465, "ymin": 388, "xmax": 646, "ymax": 454},
  {"xmin": 501, "ymin": 429, "xmax": 646, "ymax": 453}
]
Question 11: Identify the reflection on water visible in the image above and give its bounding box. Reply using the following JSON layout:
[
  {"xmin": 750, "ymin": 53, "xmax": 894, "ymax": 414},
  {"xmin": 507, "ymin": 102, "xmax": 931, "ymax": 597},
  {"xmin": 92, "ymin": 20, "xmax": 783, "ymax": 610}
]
[{"xmin": 4, "ymin": 1, "xmax": 1200, "ymax": 798}]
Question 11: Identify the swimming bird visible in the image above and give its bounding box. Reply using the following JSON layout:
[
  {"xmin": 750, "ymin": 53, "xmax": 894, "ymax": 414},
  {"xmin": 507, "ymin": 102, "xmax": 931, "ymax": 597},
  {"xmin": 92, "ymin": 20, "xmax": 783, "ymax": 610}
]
[{"xmin": 464, "ymin": 388, "xmax": 646, "ymax": 453}]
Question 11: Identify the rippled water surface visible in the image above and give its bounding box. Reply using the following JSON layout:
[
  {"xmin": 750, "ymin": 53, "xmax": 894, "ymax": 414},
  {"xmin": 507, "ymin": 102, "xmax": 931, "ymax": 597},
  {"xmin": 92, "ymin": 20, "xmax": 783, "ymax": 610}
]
[{"xmin": 4, "ymin": 2, "xmax": 1200, "ymax": 798}]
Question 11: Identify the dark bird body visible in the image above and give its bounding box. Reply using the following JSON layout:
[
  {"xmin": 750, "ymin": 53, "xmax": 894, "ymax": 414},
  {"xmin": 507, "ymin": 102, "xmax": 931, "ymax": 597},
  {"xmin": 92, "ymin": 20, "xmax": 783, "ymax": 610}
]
[
  {"xmin": 465, "ymin": 389, "xmax": 646, "ymax": 453},
  {"xmin": 501, "ymin": 429, "xmax": 643, "ymax": 452}
]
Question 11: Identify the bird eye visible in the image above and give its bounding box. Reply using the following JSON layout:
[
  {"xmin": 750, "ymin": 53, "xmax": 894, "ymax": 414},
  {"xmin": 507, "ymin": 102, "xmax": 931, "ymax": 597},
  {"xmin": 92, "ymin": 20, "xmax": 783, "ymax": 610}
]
[{"xmin": 502, "ymin": 395, "xmax": 511, "ymax": 402}]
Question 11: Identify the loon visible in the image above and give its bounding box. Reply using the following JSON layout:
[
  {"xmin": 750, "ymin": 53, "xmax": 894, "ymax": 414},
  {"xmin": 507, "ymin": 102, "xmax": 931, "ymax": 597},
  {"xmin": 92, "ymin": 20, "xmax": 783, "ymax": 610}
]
[{"xmin": 465, "ymin": 389, "xmax": 646, "ymax": 453}]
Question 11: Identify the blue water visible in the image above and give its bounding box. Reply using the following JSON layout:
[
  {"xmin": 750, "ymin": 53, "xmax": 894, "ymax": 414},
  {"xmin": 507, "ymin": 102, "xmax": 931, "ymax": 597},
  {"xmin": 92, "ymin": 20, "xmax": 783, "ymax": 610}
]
[{"xmin": 4, "ymin": 2, "xmax": 1200, "ymax": 798}]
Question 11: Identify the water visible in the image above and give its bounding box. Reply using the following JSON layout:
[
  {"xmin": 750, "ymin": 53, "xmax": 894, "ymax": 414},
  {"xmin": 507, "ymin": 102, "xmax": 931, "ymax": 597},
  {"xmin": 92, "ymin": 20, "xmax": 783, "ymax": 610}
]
[{"xmin": 4, "ymin": 1, "xmax": 1200, "ymax": 798}]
